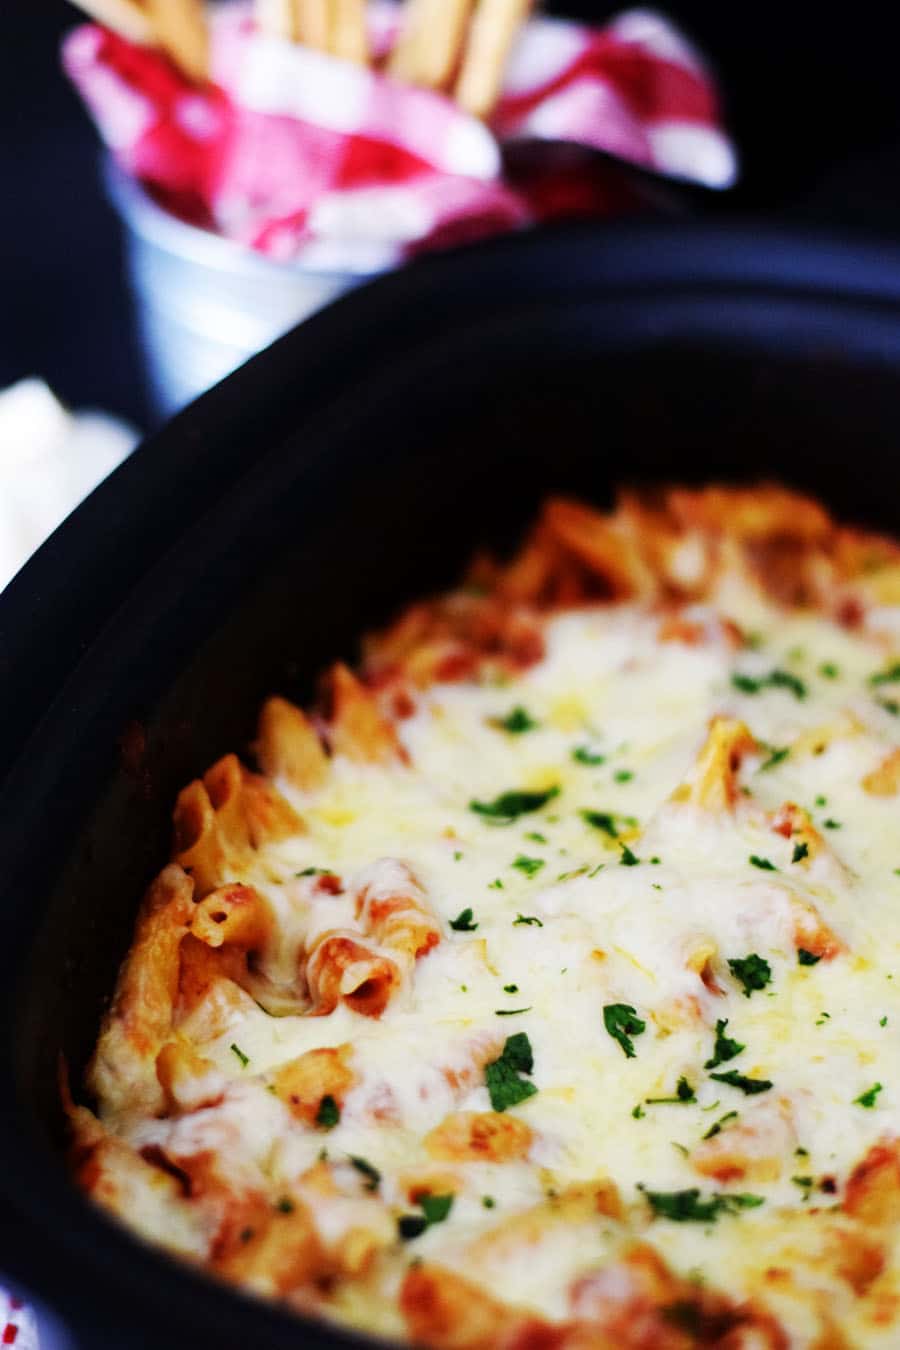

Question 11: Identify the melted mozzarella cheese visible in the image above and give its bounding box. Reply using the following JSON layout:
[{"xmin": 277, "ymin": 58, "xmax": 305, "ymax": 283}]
[{"xmin": 109, "ymin": 593, "xmax": 900, "ymax": 1343}]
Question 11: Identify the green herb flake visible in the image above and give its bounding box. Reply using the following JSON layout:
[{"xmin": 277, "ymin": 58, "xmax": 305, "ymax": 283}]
[
  {"xmin": 749, "ymin": 855, "xmax": 777, "ymax": 872},
  {"xmin": 230, "ymin": 1043, "xmax": 250, "ymax": 1069},
  {"xmin": 614, "ymin": 769, "xmax": 634, "ymax": 783},
  {"xmin": 580, "ymin": 809, "xmax": 620, "ymax": 838},
  {"xmin": 870, "ymin": 662, "xmax": 900, "ymax": 687},
  {"xmin": 489, "ymin": 879, "xmax": 504, "ymax": 890},
  {"xmin": 797, "ymin": 948, "xmax": 821, "ymax": 966},
  {"xmin": 855, "ymin": 1083, "xmax": 883, "ymax": 1109},
  {"xmin": 349, "ymin": 1156, "xmax": 382, "ymax": 1191},
  {"xmin": 495, "ymin": 1007, "xmax": 532, "ymax": 1017},
  {"xmin": 449, "ymin": 907, "xmax": 478, "ymax": 932},
  {"xmin": 470, "ymin": 786, "xmax": 560, "ymax": 823},
  {"xmin": 397, "ymin": 1215, "xmax": 428, "ymax": 1240},
  {"xmin": 620, "ymin": 845, "xmax": 640, "ymax": 867},
  {"xmin": 879, "ymin": 698, "xmax": 900, "ymax": 716},
  {"xmin": 823, "ymin": 818, "xmax": 842, "ymax": 830},
  {"xmin": 603, "ymin": 1003, "xmax": 647, "ymax": 1059},
  {"xmin": 491, "ymin": 706, "xmax": 539, "ymax": 735},
  {"xmin": 702, "ymin": 1110, "xmax": 738, "ymax": 1141},
  {"xmin": 453, "ymin": 850, "xmax": 463, "ymax": 861},
  {"xmin": 709, "ymin": 1070, "xmax": 772, "ymax": 1096},
  {"xmin": 704, "ymin": 1019, "xmax": 745, "ymax": 1070},
  {"xmin": 881, "ymin": 1016, "xmax": 889, "ymax": 1027},
  {"xmin": 792, "ymin": 842, "xmax": 809, "ymax": 864},
  {"xmin": 482, "ymin": 1195, "xmax": 495, "ymax": 1209},
  {"xmin": 503, "ymin": 983, "xmax": 519, "ymax": 994},
  {"xmin": 572, "ymin": 746, "xmax": 606, "ymax": 766},
  {"xmin": 276, "ymin": 1196, "xmax": 295, "ymax": 1214},
  {"xmin": 632, "ymin": 1103, "xmax": 646, "ymax": 1119},
  {"xmin": 646, "ymin": 1077, "xmax": 697, "ymax": 1106},
  {"xmin": 761, "ymin": 746, "xmax": 790, "ymax": 771},
  {"xmin": 728, "ymin": 954, "xmax": 772, "ymax": 997},
  {"xmin": 485, "ymin": 1033, "xmax": 537, "ymax": 1112},
  {"xmin": 315, "ymin": 1095, "xmax": 340, "ymax": 1130},
  {"xmin": 296, "ymin": 866, "xmax": 330, "ymax": 877},
  {"xmin": 420, "ymin": 1194, "xmax": 454, "ymax": 1225},
  {"xmin": 792, "ymin": 1176, "xmax": 814, "ymax": 1199},
  {"xmin": 819, "ymin": 663, "xmax": 840, "ymax": 679},
  {"xmin": 815, "ymin": 795, "xmax": 827, "ymax": 807},
  {"xmin": 513, "ymin": 913, "xmax": 543, "ymax": 927},
  {"xmin": 512, "ymin": 854, "xmax": 545, "ymax": 879},
  {"xmin": 525, "ymin": 832, "xmax": 547, "ymax": 844},
  {"xmin": 640, "ymin": 1187, "xmax": 764, "ymax": 1223},
  {"xmin": 732, "ymin": 669, "xmax": 807, "ymax": 701}
]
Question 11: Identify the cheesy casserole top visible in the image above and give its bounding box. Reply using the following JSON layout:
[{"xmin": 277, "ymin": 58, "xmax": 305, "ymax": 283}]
[{"xmin": 71, "ymin": 486, "xmax": 900, "ymax": 1348}]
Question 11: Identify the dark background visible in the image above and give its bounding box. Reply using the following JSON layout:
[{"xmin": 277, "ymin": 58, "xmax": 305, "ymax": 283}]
[{"xmin": 4, "ymin": 0, "xmax": 900, "ymax": 428}]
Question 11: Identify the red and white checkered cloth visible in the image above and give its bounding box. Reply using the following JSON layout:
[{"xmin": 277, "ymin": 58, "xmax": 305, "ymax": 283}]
[{"xmin": 64, "ymin": 2, "xmax": 736, "ymax": 270}]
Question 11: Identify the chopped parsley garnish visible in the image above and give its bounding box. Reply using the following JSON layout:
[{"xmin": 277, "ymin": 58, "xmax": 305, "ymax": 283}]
[
  {"xmin": 728, "ymin": 954, "xmax": 772, "ymax": 997},
  {"xmin": 881, "ymin": 1016, "xmax": 889, "ymax": 1027},
  {"xmin": 230, "ymin": 1043, "xmax": 250, "ymax": 1069},
  {"xmin": 823, "ymin": 818, "xmax": 841, "ymax": 830},
  {"xmin": 870, "ymin": 661, "xmax": 900, "ymax": 687},
  {"xmin": 646, "ymin": 1077, "xmax": 696, "ymax": 1105},
  {"xmin": 397, "ymin": 1215, "xmax": 428, "ymax": 1240},
  {"xmin": 702, "ymin": 1110, "xmax": 738, "ymax": 1140},
  {"xmin": 513, "ymin": 913, "xmax": 543, "ymax": 927},
  {"xmin": 495, "ymin": 1007, "xmax": 532, "ymax": 1016},
  {"xmin": 704, "ymin": 1019, "xmax": 745, "ymax": 1070},
  {"xmin": 420, "ymin": 1194, "xmax": 453, "ymax": 1225},
  {"xmin": 525, "ymin": 831, "xmax": 547, "ymax": 844},
  {"xmin": 488, "ymin": 879, "xmax": 504, "ymax": 889},
  {"xmin": 792, "ymin": 1176, "xmax": 814, "ymax": 1198},
  {"xmin": 709, "ymin": 1070, "xmax": 772, "ymax": 1095},
  {"xmin": 449, "ymin": 907, "xmax": 478, "ymax": 932},
  {"xmin": 732, "ymin": 669, "xmax": 807, "ymax": 700},
  {"xmin": 879, "ymin": 698, "xmax": 900, "ymax": 716},
  {"xmin": 485, "ymin": 1033, "xmax": 537, "ymax": 1112},
  {"xmin": 792, "ymin": 842, "xmax": 809, "ymax": 864},
  {"xmin": 315, "ymin": 1095, "xmax": 340, "ymax": 1130},
  {"xmin": 819, "ymin": 662, "xmax": 840, "ymax": 679},
  {"xmin": 275, "ymin": 1196, "xmax": 295, "ymax": 1213},
  {"xmin": 580, "ymin": 809, "xmax": 621, "ymax": 837},
  {"xmin": 349, "ymin": 1156, "xmax": 381, "ymax": 1191},
  {"xmin": 620, "ymin": 845, "xmax": 640, "ymax": 867},
  {"xmin": 482, "ymin": 1195, "xmax": 495, "ymax": 1209},
  {"xmin": 492, "ymin": 706, "xmax": 539, "ymax": 735},
  {"xmin": 470, "ymin": 786, "xmax": 560, "ymax": 823},
  {"xmin": 640, "ymin": 1187, "xmax": 764, "ymax": 1223},
  {"xmin": 614, "ymin": 769, "xmax": 634, "ymax": 783},
  {"xmin": 296, "ymin": 867, "xmax": 330, "ymax": 877},
  {"xmin": 749, "ymin": 855, "xmax": 777, "ymax": 871},
  {"xmin": 815, "ymin": 795, "xmax": 827, "ymax": 807},
  {"xmin": 512, "ymin": 854, "xmax": 545, "ymax": 879},
  {"xmin": 632, "ymin": 1104, "xmax": 646, "ymax": 1119},
  {"xmin": 797, "ymin": 948, "xmax": 821, "ymax": 966},
  {"xmin": 761, "ymin": 746, "xmax": 790, "ymax": 771},
  {"xmin": 572, "ymin": 746, "xmax": 606, "ymax": 766},
  {"xmin": 855, "ymin": 1083, "xmax": 883, "ymax": 1109},
  {"xmin": 603, "ymin": 1003, "xmax": 647, "ymax": 1059},
  {"xmin": 503, "ymin": 983, "xmax": 519, "ymax": 994},
  {"xmin": 453, "ymin": 850, "xmax": 463, "ymax": 861}
]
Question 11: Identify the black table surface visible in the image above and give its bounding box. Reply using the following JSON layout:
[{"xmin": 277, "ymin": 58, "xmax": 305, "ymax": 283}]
[{"xmin": 4, "ymin": 0, "xmax": 900, "ymax": 429}]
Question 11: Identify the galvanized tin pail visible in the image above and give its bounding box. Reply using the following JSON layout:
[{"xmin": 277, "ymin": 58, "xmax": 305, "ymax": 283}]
[{"xmin": 105, "ymin": 162, "xmax": 381, "ymax": 417}]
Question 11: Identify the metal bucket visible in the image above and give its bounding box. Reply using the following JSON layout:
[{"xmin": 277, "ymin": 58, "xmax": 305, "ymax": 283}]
[{"xmin": 105, "ymin": 163, "xmax": 380, "ymax": 417}]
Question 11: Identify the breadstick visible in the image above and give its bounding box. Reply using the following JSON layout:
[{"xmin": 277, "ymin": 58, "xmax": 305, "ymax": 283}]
[
  {"xmin": 329, "ymin": 0, "xmax": 368, "ymax": 63},
  {"xmin": 294, "ymin": 0, "xmax": 331, "ymax": 50},
  {"xmin": 255, "ymin": 0, "xmax": 301, "ymax": 41},
  {"xmin": 455, "ymin": 0, "xmax": 531, "ymax": 118},
  {"xmin": 145, "ymin": 0, "xmax": 209, "ymax": 82},
  {"xmin": 389, "ymin": 0, "xmax": 474, "ymax": 88},
  {"xmin": 65, "ymin": 0, "xmax": 153, "ymax": 44}
]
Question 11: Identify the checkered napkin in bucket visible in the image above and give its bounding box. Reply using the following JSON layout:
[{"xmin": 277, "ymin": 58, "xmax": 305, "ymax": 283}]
[{"xmin": 64, "ymin": 3, "xmax": 736, "ymax": 270}]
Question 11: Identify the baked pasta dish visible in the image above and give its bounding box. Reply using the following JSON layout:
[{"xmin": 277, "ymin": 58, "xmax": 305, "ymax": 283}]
[{"xmin": 70, "ymin": 485, "xmax": 900, "ymax": 1348}]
